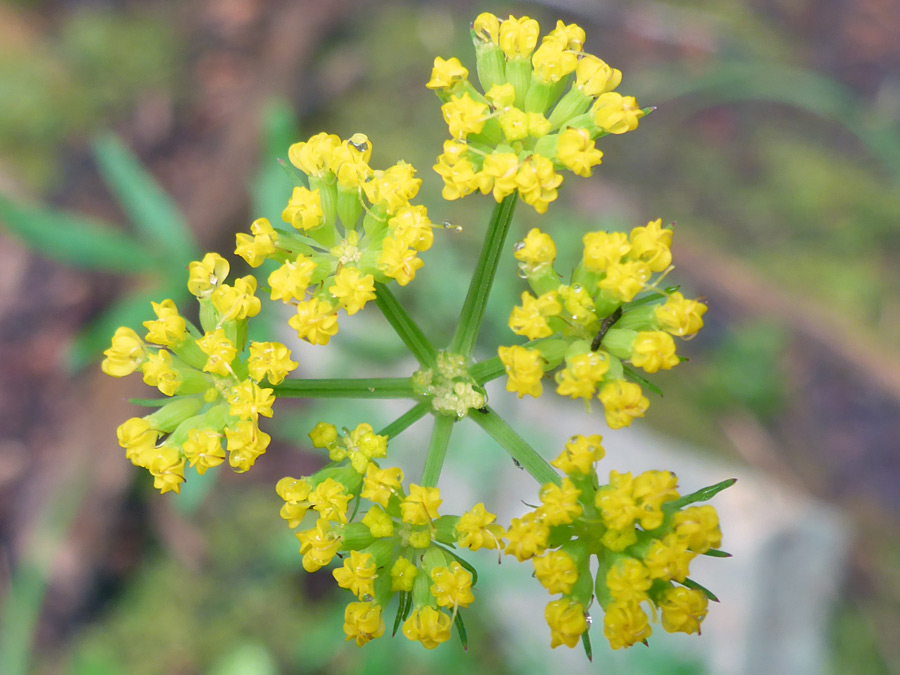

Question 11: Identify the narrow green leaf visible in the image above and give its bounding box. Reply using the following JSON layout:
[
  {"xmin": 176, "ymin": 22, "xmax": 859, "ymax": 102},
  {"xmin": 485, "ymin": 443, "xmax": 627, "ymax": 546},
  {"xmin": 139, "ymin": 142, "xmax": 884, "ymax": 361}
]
[
  {"xmin": 623, "ymin": 365, "xmax": 663, "ymax": 397},
  {"xmin": 252, "ymin": 101, "xmax": 298, "ymax": 221},
  {"xmin": 0, "ymin": 193, "xmax": 154, "ymax": 273},
  {"xmin": 277, "ymin": 158, "xmax": 309, "ymax": 188},
  {"xmin": 702, "ymin": 548, "xmax": 733, "ymax": 558},
  {"xmin": 92, "ymin": 134, "xmax": 197, "ymax": 262},
  {"xmin": 454, "ymin": 610, "xmax": 468, "ymax": 651},
  {"xmin": 666, "ymin": 478, "xmax": 737, "ymax": 511},
  {"xmin": 623, "ymin": 292, "xmax": 666, "ymax": 310},
  {"xmin": 681, "ymin": 577, "xmax": 720, "ymax": 602},
  {"xmin": 392, "ymin": 592, "xmax": 411, "ymax": 636},
  {"xmin": 581, "ymin": 628, "xmax": 593, "ymax": 661}
]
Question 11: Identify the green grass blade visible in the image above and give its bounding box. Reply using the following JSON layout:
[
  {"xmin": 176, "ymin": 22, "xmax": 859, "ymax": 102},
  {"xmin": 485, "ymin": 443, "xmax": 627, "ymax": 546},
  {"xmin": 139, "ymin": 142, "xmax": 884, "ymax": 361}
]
[
  {"xmin": 92, "ymin": 134, "xmax": 198, "ymax": 263},
  {"xmin": 0, "ymin": 193, "xmax": 154, "ymax": 273}
]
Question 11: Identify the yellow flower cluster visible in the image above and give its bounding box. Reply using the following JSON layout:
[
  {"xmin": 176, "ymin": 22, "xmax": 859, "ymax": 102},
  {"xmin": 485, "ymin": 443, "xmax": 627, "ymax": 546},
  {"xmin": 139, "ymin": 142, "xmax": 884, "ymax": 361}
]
[
  {"xmin": 498, "ymin": 221, "xmax": 707, "ymax": 428},
  {"xmin": 234, "ymin": 132, "xmax": 435, "ymax": 345},
  {"xmin": 275, "ymin": 421, "xmax": 507, "ymax": 649},
  {"xmin": 507, "ymin": 434, "xmax": 726, "ymax": 650},
  {"xmin": 428, "ymin": 12, "xmax": 646, "ymax": 213},
  {"xmin": 102, "ymin": 253, "xmax": 298, "ymax": 493}
]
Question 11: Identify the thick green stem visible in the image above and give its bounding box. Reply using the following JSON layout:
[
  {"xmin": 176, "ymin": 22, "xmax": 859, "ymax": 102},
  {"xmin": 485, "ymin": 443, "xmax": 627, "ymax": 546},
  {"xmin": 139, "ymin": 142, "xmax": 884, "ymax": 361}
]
[
  {"xmin": 469, "ymin": 407, "xmax": 560, "ymax": 486},
  {"xmin": 449, "ymin": 194, "xmax": 518, "ymax": 358},
  {"xmin": 378, "ymin": 401, "xmax": 430, "ymax": 438},
  {"xmin": 374, "ymin": 282, "xmax": 437, "ymax": 366},
  {"xmin": 421, "ymin": 414, "xmax": 456, "ymax": 487},
  {"xmin": 272, "ymin": 377, "xmax": 416, "ymax": 399}
]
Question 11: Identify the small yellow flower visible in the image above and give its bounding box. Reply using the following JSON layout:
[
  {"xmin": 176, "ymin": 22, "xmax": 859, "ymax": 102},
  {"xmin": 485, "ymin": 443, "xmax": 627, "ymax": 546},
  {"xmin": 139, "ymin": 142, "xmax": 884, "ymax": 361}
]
[
  {"xmin": 400, "ymin": 484, "xmax": 442, "ymax": 525},
  {"xmin": 234, "ymin": 217, "xmax": 277, "ymax": 268},
  {"xmin": 655, "ymin": 292, "xmax": 707, "ymax": 337},
  {"xmin": 333, "ymin": 550, "xmax": 378, "ymax": 599},
  {"xmin": 538, "ymin": 478, "xmax": 583, "ymax": 526},
  {"xmin": 361, "ymin": 464, "xmax": 404, "ymax": 508},
  {"xmin": 455, "ymin": 503, "xmax": 506, "ymax": 551},
  {"xmin": 630, "ymin": 218, "xmax": 672, "ymax": 272},
  {"xmin": 145, "ymin": 445, "xmax": 186, "ymax": 494},
  {"xmin": 282, "ymin": 186, "xmax": 324, "ymax": 231},
  {"xmin": 343, "ymin": 601, "xmax": 385, "ymax": 647},
  {"xmin": 377, "ymin": 237, "xmax": 423, "ymax": 287},
  {"xmin": 582, "ymin": 231, "xmax": 630, "ymax": 273},
  {"xmin": 102, "ymin": 327, "xmax": 146, "ymax": 377},
  {"xmin": 593, "ymin": 92, "xmax": 643, "ymax": 135},
  {"xmin": 504, "ymin": 512, "xmax": 549, "ymax": 561},
  {"xmin": 187, "ymin": 252, "xmax": 229, "ymax": 298},
  {"xmin": 390, "ymin": 557, "xmax": 418, "ymax": 592},
  {"xmin": 545, "ymin": 598, "xmax": 587, "ymax": 649},
  {"xmin": 275, "ymin": 476, "xmax": 313, "ymax": 528},
  {"xmin": 197, "ymin": 329, "xmax": 237, "ymax": 377},
  {"xmin": 402, "ymin": 607, "xmax": 452, "ymax": 650},
  {"xmin": 498, "ymin": 15, "xmax": 540, "ymax": 60},
  {"xmin": 309, "ymin": 477, "xmax": 352, "ymax": 524},
  {"xmin": 533, "ymin": 550, "xmax": 579, "ymax": 595},
  {"xmin": 498, "ymin": 344, "xmax": 544, "ymax": 398},
  {"xmin": 247, "ymin": 341, "xmax": 298, "ymax": 385},
  {"xmin": 116, "ymin": 417, "xmax": 159, "ymax": 466},
  {"xmin": 658, "ymin": 587, "xmax": 708, "ymax": 635},
  {"xmin": 329, "ymin": 267, "xmax": 376, "ymax": 316},
  {"xmin": 268, "ymin": 255, "xmax": 318, "ymax": 304},
  {"xmin": 603, "ymin": 601, "xmax": 652, "ymax": 649},
  {"xmin": 211, "ymin": 275, "xmax": 261, "ymax": 321},
  {"xmin": 141, "ymin": 350, "xmax": 182, "ymax": 396},
  {"xmin": 426, "ymin": 56, "xmax": 468, "ymax": 90},
  {"xmin": 225, "ymin": 419, "xmax": 270, "ymax": 472},
  {"xmin": 227, "ymin": 379, "xmax": 275, "ymax": 422},
  {"xmin": 143, "ymin": 299, "xmax": 187, "ymax": 347},
  {"xmin": 296, "ymin": 518, "xmax": 342, "ymax": 572},
  {"xmin": 289, "ymin": 298, "xmax": 339, "ymax": 345},
  {"xmin": 515, "ymin": 154, "xmax": 562, "ymax": 214},
  {"xmin": 551, "ymin": 434, "xmax": 605, "ymax": 475},
  {"xmin": 182, "ymin": 428, "xmax": 226, "ymax": 475},
  {"xmin": 514, "ymin": 227, "xmax": 556, "ymax": 272},
  {"xmin": 597, "ymin": 260, "xmax": 650, "ymax": 303},
  {"xmin": 575, "ymin": 54, "xmax": 622, "ymax": 96},
  {"xmin": 441, "ymin": 93, "xmax": 488, "ymax": 139},
  {"xmin": 556, "ymin": 127, "xmax": 603, "ymax": 178},
  {"xmin": 430, "ymin": 562, "xmax": 475, "ymax": 609},
  {"xmin": 605, "ymin": 558, "xmax": 652, "ymax": 605},
  {"xmin": 631, "ymin": 331, "xmax": 679, "ymax": 374}
]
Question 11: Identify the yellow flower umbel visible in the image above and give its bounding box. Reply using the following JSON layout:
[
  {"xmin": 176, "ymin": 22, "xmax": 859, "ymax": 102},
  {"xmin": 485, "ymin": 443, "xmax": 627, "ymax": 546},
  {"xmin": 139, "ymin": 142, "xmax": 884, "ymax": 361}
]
[
  {"xmin": 232, "ymin": 133, "xmax": 436, "ymax": 346},
  {"xmin": 507, "ymin": 435, "xmax": 732, "ymax": 651},
  {"xmin": 498, "ymin": 221, "xmax": 707, "ymax": 428},
  {"xmin": 429, "ymin": 13, "xmax": 650, "ymax": 213},
  {"xmin": 102, "ymin": 252, "xmax": 298, "ymax": 493},
  {"xmin": 272, "ymin": 420, "xmax": 509, "ymax": 650}
]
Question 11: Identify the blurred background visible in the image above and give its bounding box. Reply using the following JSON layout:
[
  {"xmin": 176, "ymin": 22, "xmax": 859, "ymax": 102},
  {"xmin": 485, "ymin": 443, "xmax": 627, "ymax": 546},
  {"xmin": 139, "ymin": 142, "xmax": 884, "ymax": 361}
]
[{"xmin": 1, "ymin": 0, "xmax": 899, "ymax": 673}]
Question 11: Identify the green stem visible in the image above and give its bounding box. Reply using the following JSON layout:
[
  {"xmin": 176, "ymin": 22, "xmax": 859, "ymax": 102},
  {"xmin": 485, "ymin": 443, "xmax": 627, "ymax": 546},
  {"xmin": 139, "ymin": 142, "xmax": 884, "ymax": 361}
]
[
  {"xmin": 469, "ymin": 356, "xmax": 505, "ymax": 385},
  {"xmin": 272, "ymin": 377, "xmax": 416, "ymax": 399},
  {"xmin": 421, "ymin": 414, "xmax": 456, "ymax": 487},
  {"xmin": 378, "ymin": 401, "xmax": 430, "ymax": 438},
  {"xmin": 469, "ymin": 407, "xmax": 560, "ymax": 486},
  {"xmin": 374, "ymin": 282, "xmax": 437, "ymax": 366},
  {"xmin": 449, "ymin": 194, "xmax": 518, "ymax": 357}
]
